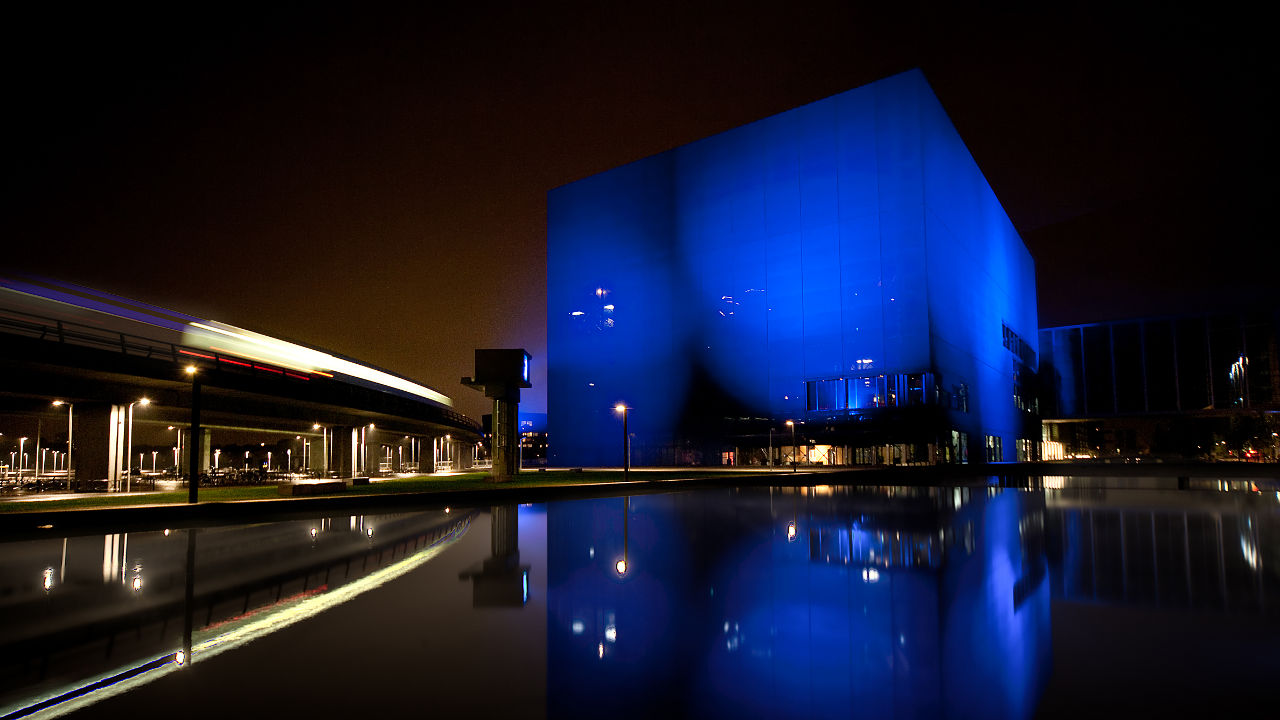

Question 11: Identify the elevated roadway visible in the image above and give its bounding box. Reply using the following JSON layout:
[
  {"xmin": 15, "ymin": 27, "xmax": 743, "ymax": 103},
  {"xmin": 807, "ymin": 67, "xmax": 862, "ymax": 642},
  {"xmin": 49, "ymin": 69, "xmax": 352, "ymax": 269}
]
[{"xmin": 0, "ymin": 275, "xmax": 481, "ymax": 485}]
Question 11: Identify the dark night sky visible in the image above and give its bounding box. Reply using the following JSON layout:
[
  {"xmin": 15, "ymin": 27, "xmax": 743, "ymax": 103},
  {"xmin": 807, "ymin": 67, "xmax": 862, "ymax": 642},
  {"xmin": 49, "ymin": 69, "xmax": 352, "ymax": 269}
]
[{"xmin": 4, "ymin": 3, "xmax": 1275, "ymax": 419}]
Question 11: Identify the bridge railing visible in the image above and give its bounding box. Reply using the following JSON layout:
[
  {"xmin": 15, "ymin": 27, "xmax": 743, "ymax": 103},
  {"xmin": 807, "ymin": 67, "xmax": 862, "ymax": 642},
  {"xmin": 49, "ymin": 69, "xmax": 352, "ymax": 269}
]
[
  {"xmin": 0, "ymin": 304, "xmax": 484, "ymax": 433},
  {"xmin": 0, "ymin": 306, "xmax": 184, "ymax": 363}
]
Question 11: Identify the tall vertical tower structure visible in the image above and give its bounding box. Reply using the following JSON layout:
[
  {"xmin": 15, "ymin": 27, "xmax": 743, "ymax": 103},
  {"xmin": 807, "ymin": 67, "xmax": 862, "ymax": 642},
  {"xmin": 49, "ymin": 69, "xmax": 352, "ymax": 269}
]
[{"xmin": 548, "ymin": 70, "xmax": 1039, "ymax": 466}]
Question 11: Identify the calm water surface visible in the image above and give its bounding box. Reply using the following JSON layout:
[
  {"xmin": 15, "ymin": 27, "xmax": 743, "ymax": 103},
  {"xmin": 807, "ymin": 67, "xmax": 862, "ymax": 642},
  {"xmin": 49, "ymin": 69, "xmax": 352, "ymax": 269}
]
[{"xmin": 1, "ymin": 478, "xmax": 1276, "ymax": 719}]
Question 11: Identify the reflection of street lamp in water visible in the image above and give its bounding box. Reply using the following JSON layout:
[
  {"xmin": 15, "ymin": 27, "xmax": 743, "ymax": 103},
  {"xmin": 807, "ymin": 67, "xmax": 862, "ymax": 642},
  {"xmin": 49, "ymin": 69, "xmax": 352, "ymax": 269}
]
[{"xmin": 616, "ymin": 496, "xmax": 630, "ymax": 576}]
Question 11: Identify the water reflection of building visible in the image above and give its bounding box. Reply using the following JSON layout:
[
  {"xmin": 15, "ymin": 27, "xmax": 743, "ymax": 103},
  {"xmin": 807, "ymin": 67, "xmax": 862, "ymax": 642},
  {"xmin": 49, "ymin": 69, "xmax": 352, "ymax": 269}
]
[
  {"xmin": 458, "ymin": 505, "xmax": 531, "ymax": 607},
  {"xmin": 1039, "ymin": 310, "xmax": 1280, "ymax": 461},
  {"xmin": 0, "ymin": 511, "xmax": 472, "ymax": 718},
  {"xmin": 548, "ymin": 69, "xmax": 1040, "ymax": 468},
  {"xmin": 546, "ymin": 487, "xmax": 1051, "ymax": 719},
  {"xmin": 1045, "ymin": 486, "xmax": 1277, "ymax": 611}
]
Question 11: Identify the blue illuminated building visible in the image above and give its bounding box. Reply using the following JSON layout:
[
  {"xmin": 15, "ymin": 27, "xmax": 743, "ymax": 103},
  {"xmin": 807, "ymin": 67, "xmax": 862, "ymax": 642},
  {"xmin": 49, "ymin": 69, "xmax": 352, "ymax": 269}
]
[{"xmin": 548, "ymin": 70, "xmax": 1039, "ymax": 466}]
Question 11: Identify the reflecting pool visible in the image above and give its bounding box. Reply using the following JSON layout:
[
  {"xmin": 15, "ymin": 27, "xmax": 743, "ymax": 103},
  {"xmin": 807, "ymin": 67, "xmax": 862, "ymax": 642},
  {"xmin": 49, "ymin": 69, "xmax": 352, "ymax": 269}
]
[{"xmin": 0, "ymin": 478, "xmax": 1276, "ymax": 719}]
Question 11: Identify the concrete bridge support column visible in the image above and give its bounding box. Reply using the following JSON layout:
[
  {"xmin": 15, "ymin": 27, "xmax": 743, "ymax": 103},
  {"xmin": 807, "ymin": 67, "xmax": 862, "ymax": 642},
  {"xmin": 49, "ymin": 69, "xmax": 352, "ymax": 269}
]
[
  {"xmin": 70, "ymin": 403, "xmax": 117, "ymax": 491},
  {"xmin": 197, "ymin": 429, "xmax": 211, "ymax": 474},
  {"xmin": 175, "ymin": 428, "xmax": 211, "ymax": 476},
  {"xmin": 306, "ymin": 434, "xmax": 325, "ymax": 477},
  {"xmin": 332, "ymin": 426, "xmax": 355, "ymax": 479},
  {"xmin": 459, "ymin": 437, "xmax": 474, "ymax": 470}
]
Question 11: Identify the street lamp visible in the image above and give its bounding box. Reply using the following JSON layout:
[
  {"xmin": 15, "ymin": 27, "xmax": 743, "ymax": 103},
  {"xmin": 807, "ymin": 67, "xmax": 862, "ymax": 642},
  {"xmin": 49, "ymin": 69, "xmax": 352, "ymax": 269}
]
[
  {"xmin": 168, "ymin": 426, "xmax": 182, "ymax": 477},
  {"xmin": 52, "ymin": 401, "xmax": 74, "ymax": 491},
  {"xmin": 614, "ymin": 404, "xmax": 630, "ymax": 477},
  {"xmin": 19, "ymin": 437, "xmax": 28, "ymax": 479},
  {"xmin": 125, "ymin": 398, "xmax": 150, "ymax": 492},
  {"xmin": 785, "ymin": 420, "xmax": 796, "ymax": 472},
  {"xmin": 185, "ymin": 365, "xmax": 201, "ymax": 504},
  {"xmin": 313, "ymin": 423, "xmax": 329, "ymax": 476}
]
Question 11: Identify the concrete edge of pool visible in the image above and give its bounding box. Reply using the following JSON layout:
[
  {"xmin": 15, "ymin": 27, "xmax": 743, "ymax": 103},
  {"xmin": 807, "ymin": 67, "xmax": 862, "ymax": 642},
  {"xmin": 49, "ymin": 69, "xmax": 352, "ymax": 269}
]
[{"xmin": 0, "ymin": 462, "xmax": 1275, "ymax": 538}]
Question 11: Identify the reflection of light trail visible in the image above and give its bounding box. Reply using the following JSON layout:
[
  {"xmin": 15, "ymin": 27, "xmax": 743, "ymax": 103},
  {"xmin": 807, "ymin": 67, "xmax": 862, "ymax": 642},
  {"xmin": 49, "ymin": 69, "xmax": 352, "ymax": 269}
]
[
  {"xmin": 0, "ymin": 652, "xmax": 181, "ymax": 720},
  {"xmin": 189, "ymin": 520, "xmax": 468, "ymax": 665},
  {"xmin": 2, "ymin": 518, "xmax": 471, "ymax": 720}
]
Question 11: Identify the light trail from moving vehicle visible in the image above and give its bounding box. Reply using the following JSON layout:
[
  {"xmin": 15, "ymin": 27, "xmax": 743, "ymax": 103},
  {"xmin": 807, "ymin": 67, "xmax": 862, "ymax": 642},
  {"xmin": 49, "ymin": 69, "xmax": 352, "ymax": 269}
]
[{"xmin": 0, "ymin": 274, "xmax": 453, "ymax": 407}]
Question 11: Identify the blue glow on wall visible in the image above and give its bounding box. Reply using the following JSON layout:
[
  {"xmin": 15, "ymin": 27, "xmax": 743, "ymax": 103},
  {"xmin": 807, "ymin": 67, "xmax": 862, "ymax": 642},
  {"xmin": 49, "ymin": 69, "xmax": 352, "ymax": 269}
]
[{"xmin": 549, "ymin": 69, "xmax": 1038, "ymax": 465}]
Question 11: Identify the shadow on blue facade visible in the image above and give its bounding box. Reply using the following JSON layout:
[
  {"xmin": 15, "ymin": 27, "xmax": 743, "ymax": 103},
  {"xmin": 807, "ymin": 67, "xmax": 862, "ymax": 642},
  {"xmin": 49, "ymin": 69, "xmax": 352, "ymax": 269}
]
[{"xmin": 549, "ymin": 70, "xmax": 1039, "ymax": 466}]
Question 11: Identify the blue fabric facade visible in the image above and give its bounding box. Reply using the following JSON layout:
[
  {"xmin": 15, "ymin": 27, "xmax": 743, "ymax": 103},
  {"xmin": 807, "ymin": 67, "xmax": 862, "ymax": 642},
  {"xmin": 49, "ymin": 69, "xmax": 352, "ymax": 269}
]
[{"xmin": 548, "ymin": 70, "xmax": 1038, "ymax": 466}]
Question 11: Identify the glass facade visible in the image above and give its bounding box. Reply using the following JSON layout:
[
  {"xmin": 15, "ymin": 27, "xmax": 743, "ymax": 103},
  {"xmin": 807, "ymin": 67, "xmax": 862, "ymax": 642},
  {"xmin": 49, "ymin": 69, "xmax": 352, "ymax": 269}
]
[
  {"xmin": 1039, "ymin": 311, "xmax": 1280, "ymax": 460},
  {"xmin": 549, "ymin": 70, "xmax": 1039, "ymax": 466},
  {"xmin": 1040, "ymin": 312, "xmax": 1280, "ymax": 418}
]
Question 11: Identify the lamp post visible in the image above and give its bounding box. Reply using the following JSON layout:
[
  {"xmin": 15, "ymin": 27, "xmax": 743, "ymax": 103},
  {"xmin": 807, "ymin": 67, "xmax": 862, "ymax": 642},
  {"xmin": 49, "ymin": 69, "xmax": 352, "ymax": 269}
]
[
  {"xmin": 313, "ymin": 424, "xmax": 328, "ymax": 477},
  {"xmin": 168, "ymin": 426, "xmax": 182, "ymax": 477},
  {"xmin": 52, "ymin": 401, "xmax": 74, "ymax": 491},
  {"xmin": 186, "ymin": 366, "xmax": 201, "ymax": 504},
  {"xmin": 125, "ymin": 398, "xmax": 150, "ymax": 492},
  {"xmin": 786, "ymin": 420, "xmax": 796, "ymax": 472},
  {"xmin": 19, "ymin": 437, "xmax": 27, "ymax": 480},
  {"xmin": 614, "ymin": 404, "xmax": 630, "ymax": 478}
]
